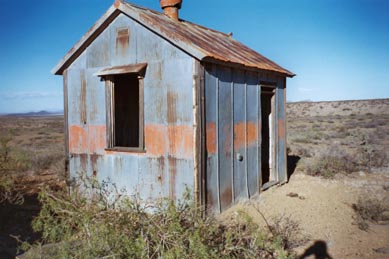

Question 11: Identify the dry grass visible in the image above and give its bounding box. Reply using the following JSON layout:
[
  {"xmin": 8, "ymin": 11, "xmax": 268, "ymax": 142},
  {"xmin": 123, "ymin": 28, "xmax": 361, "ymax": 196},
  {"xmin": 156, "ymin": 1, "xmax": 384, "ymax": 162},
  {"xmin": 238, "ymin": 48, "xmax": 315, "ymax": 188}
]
[
  {"xmin": 18, "ymin": 175, "xmax": 295, "ymax": 259},
  {"xmin": 0, "ymin": 116, "xmax": 65, "ymax": 194},
  {"xmin": 287, "ymin": 99, "xmax": 389, "ymax": 177},
  {"xmin": 0, "ymin": 115, "xmax": 66, "ymax": 258},
  {"xmin": 352, "ymin": 197, "xmax": 388, "ymax": 231}
]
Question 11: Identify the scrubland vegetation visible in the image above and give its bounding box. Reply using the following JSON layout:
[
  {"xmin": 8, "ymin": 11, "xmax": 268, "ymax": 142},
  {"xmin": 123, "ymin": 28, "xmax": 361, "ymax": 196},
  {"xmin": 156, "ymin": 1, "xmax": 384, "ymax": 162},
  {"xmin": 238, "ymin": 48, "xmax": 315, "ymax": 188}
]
[
  {"xmin": 18, "ymin": 175, "xmax": 297, "ymax": 259},
  {"xmin": 1, "ymin": 99, "xmax": 389, "ymax": 258},
  {"xmin": 1, "ymin": 117, "xmax": 297, "ymax": 258}
]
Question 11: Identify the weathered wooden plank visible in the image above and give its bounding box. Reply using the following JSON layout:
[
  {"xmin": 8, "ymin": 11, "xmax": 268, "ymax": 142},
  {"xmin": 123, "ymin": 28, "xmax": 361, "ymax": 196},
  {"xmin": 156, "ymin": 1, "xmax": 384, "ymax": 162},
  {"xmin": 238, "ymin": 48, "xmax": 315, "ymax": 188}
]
[
  {"xmin": 204, "ymin": 64, "xmax": 219, "ymax": 213},
  {"xmin": 217, "ymin": 66, "xmax": 233, "ymax": 212},
  {"xmin": 246, "ymin": 71, "xmax": 260, "ymax": 197},
  {"xmin": 276, "ymin": 78, "xmax": 287, "ymax": 184},
  {"xmin": 232, "ymin": 69, "xmax": 247, "ymax": 202}
]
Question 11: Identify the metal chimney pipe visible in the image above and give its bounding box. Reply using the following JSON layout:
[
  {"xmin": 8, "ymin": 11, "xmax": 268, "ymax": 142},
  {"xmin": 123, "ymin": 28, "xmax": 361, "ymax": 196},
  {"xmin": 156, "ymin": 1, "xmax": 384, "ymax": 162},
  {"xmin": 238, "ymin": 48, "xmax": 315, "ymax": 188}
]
[{"xmin": 160, "ymin": 0, "xmax": 182, "ymax": 20}]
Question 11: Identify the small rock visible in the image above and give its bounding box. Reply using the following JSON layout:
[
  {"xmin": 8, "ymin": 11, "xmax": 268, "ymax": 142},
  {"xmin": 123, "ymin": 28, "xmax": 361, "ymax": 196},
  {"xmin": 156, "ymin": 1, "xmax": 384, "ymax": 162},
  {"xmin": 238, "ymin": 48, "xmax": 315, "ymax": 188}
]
[
  {"xmin": 374, "ymin": 247, "xmax": 389, "ymax": 254},
  {"xmin": 287, "ymin": 192, "xmax": 299, "ymax": 198},
  {"xmin": 382, "ymin": 211, "xmax": 389, "ymax": 221},
  {"xmin": 286, "ymin": 192, "xmax": 299, "ymax": 198}
]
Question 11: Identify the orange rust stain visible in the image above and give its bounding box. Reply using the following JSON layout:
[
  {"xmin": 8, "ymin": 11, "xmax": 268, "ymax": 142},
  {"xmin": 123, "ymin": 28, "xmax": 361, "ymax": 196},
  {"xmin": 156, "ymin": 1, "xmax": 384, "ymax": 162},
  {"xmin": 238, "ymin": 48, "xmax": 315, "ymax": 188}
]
[
  {"xmin": 206, "ymin": 122, "xmax": 216, "ymax": 154},
  {"xmin": 278, "ymin": 119, "xmax": 285, "ymax": 138},
  {"xmin": 88, "ymin": 125, "xmax": 106, "ymax": 154},
  {"xmin": 167, "ymin": 125, "xmax": 193, "ymax": 158},
  {"xmin": 223, "ymin": 125, "xmax": 232, "ymax": 154},
  {"xmin": 234, "ymin": 122, "xmax": 258, "ymax": 151},
  {"xmin": 69, "ymin": 125, "xmax": 88, "ymax": 154},
  {"xmin": 144, "ymin": 124, "xmax": 193, "ymax": 158},
  {"xmin": 246, "ymin": 122, "xmax": 257, "ymax": 147},
  {"xmin": 233, "ymin": 122, "xmax": 245, "ymax": 151},
  {"xmin": 145, "ymin": 125, "xmax": 167, "ymax": 156}
]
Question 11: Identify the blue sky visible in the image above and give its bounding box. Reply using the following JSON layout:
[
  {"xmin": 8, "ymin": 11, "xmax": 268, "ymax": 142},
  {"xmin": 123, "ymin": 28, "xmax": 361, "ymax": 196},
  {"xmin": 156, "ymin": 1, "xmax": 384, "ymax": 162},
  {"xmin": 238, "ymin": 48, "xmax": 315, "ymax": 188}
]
[{"xmin": 0, "ymin": 0, "xmax": 388, "ymax": 113}]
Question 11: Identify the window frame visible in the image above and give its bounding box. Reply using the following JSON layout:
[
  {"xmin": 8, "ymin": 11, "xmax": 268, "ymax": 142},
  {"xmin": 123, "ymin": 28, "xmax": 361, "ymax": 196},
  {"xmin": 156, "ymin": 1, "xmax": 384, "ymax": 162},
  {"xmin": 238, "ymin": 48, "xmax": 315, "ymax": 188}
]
[{"xmin": 96, "ymin": 63, "xmax": 147, "ymax": 152}]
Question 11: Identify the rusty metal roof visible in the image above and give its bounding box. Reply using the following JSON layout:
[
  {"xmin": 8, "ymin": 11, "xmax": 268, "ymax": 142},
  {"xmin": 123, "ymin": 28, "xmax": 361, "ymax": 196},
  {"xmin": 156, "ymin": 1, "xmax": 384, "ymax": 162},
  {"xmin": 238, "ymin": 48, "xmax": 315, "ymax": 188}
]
[{"xmin": 52, "ymin": 1, "xmax": 294, "ymax": 77}]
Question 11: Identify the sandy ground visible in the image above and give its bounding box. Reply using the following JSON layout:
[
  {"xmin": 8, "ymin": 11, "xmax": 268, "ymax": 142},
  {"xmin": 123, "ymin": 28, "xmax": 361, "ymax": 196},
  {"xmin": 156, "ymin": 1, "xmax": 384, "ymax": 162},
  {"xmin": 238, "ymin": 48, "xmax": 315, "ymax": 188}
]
[{"xmin": 222, "ymin": 170, "xmax": 389, "ymax": 258}]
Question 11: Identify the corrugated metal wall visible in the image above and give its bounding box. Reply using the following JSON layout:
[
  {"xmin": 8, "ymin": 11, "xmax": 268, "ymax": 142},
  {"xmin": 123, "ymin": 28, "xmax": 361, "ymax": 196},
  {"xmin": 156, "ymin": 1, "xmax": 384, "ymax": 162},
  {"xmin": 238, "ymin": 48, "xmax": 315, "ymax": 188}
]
[
  {"xmin": 204, "ymin": 63, "xmax": 287, "ymax": 213},
  {"xmin": 65, "ymin": 13, "xmax": 195, "ymax": 202}
]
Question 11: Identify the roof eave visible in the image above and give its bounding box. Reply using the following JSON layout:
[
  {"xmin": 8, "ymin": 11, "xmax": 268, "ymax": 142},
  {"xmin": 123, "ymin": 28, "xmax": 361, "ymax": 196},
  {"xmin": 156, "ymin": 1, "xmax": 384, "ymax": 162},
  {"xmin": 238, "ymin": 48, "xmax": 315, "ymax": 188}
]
[{"xmin": 201, "ymin": 57, "xmax": 295, "ymax": 78}]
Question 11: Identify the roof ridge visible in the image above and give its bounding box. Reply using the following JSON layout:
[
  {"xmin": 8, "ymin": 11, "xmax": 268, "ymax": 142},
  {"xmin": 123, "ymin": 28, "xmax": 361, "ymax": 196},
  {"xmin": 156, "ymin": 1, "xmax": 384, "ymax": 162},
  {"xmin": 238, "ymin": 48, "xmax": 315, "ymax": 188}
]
[{"xmin": 123, "ymin": 1, "xmax": 231, "ymax": 37}]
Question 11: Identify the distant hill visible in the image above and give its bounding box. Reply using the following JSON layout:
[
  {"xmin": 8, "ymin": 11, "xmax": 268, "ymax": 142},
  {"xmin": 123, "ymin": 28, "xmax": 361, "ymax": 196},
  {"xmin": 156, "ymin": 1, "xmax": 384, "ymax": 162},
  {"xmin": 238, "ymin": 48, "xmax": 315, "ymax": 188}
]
[{"xmin": 5, "ymin": 110, "xmax": 64, "ymax": 117}]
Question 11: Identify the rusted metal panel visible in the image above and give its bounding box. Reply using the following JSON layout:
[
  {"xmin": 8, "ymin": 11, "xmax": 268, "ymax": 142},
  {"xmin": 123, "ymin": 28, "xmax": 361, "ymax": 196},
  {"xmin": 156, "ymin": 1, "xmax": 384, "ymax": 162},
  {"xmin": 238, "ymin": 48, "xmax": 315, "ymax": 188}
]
[
  {"xmin": 276, "ymin": 78, "xmax": 287, "ymax": 184},
  {"xmin": 203, "ymin": 64, "xmax": 291, "ymax": 213},
  {"xmin": 86, "ymin": 69, "xmax": 106, "ymax": 126},
  {"xmin": 109, "ymin": 14, "xmax": 137, "ymax": 65},
  {"xmin": 246, "ymin": 72, "xmax": 260, "ymax": 197},
  {"xmin": 232, "ymin": 69, "xmax": 247, "ymax": 202},
  {"xmin": 63, "ymin": 70, "xmax": 69, "ymax": 161},
  {"xmin": 192, "ymin": 59, "xmax": 203, "ymax": 207},
  {"xmin": 218, "ymin": 66, "xmax": 233, "ymax": 212},
  {"xmin": 86, "ymin": 26, "xmax": 111, "ymax": 68},
  {"xmin": 80, "ymin": 70, "xmax": 87, "ymax": 125},
  {"xmin": 63, "ymin": 12, "xmax": 195, "ymax": 204},
  {"xmin": 116, "ymin": 27, "xmax": 129, "ymax": 57},
  {"xmin": 205, "ymin": 64, "xmax": 219, "ymax": 213}
]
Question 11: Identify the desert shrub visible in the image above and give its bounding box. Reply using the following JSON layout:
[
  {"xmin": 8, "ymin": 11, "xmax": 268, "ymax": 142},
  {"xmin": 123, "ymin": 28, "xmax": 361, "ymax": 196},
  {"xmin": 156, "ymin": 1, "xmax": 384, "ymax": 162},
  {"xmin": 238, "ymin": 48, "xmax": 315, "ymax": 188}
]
[
  {"xmin": 292, "ymin": 131, "xmax": 323, "ymax": 144},
  {"xmin": 0, "ymin": 175, "xmax": 24, "ymax": 205},
  {"xmin": 305, "ymin": 148, "xmax": 358, "ymax": 178},
  {"xmin": 0, "ymin": 129, "xmax": 31, "ymax": 173},
  {"xmin": 30, "ymin": 152, "xmax": 64, "ymax": 171},
  {"xmin": 0, "ymin": 129, "xmax": 13, "ymax": 171},
  {"xmin": 20, "ymin": 175, "xmax": 293, "ymax": 259},
  {"xmin": 0, "ymin": 130, "xmax": 25, "ymax": 204},
  {"xmin": 356, "ymin": 133, "xmax": 389, "ymax": 172},
  {"xmin": 352, "ymin": 197, "xmax": 387, "ymax": 231},
  {"xmin": 293, "ymin": 146, "xmax": 311, "ymax": 158},
  {"xmin": 268, "ymin": 215, "xmax": 306, "ymax": 250},
  {"xmin": 356, "ymin": 146, "xmax": 388, "ymax": 172}
]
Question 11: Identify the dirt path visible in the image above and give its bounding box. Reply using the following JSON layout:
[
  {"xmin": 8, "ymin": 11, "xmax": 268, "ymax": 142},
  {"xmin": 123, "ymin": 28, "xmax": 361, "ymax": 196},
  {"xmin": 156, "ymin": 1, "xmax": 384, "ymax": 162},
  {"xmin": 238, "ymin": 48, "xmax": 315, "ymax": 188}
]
[{"xmin": 223, "ymin": 171, "xmax": 389, "ymax": 258}]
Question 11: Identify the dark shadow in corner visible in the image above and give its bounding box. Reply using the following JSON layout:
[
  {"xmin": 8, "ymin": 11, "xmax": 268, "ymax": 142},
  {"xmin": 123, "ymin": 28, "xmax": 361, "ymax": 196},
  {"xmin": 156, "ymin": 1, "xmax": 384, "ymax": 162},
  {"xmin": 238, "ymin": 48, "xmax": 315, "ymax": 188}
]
[
  {"xmin": 0, "ymin": 195, "xmax": 42, "ymax": 259},
  {"xmin": 299, "ymin": 240, "xmax": 333, "ymax": 259},
  {"xmin": 287, "ymin": 155, "xmax": 300, "ymax": 179}
]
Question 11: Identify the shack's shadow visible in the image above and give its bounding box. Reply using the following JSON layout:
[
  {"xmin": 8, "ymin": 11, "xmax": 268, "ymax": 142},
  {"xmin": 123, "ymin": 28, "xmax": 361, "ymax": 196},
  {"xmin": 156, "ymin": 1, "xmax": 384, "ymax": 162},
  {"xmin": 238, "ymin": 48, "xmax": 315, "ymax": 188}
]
[
  {"xmin": 299, "ymin": 240, "xmax": 333, "ymax": 259},
  {"xmin": 287, "ymin": 155, "xmax": 300, "ymax": 179},
  {"xmin": 0, "ymin": 195, "xmax": 42, "ymax": 259}
]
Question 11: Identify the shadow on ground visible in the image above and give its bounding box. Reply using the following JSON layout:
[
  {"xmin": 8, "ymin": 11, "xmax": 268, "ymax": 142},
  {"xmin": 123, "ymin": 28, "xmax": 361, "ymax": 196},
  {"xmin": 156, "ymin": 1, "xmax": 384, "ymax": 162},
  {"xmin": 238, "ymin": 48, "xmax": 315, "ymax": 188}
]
[
  {"xmin": 287, "ymin": 155, "xmax": 301, "ymax": 178},
  {"xmin": 299, "ymin": 240, "xmax": 333, "ymax": 259},
  {"xmin": 0, "ymin": 195, "xmax": 41, "ymax": 259}
]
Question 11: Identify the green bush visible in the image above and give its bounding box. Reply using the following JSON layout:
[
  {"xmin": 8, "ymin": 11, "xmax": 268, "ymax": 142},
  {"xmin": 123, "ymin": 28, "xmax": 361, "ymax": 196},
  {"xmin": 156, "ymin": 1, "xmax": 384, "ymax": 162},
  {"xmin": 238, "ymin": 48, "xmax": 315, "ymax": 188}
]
[{"xmin": 20, "ymin": 175, "xmax": 294, "ymax": 259}]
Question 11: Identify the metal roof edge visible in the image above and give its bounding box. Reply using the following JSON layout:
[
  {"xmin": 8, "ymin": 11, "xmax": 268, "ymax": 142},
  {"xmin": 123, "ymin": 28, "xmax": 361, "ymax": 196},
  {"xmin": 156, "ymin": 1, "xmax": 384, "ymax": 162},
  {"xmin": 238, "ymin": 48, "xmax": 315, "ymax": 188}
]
[
  {"xmin": 119, "ymin": 2, "xmax": 207, "ymax": 61},
  {"xmin": 51, "ymin": 4, "xmax": 121, "ymax": 75},
  {"xmin": 201, "ymin": 57, "xmax": 295, "ymax": 78}
]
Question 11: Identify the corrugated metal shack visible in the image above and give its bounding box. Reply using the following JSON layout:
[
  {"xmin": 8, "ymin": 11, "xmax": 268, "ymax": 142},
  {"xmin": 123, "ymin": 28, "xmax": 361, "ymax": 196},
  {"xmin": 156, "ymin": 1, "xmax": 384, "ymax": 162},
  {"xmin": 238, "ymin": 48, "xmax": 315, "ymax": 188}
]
[{"xmin": 52, "ymin": 0, "xmax": 294, "ymax": 214}]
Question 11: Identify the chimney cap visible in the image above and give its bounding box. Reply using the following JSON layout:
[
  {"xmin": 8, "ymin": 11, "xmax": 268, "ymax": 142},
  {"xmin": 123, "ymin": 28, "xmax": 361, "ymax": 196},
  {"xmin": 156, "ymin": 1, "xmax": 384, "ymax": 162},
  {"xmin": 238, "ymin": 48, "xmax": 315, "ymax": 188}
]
[
  {"xmin": 160, "ymin": 0, "xmax": 182, "ymax": 20},
  {"xmin": 160, "ymin": 0, "xmax": 182, "ymax": 10}
]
